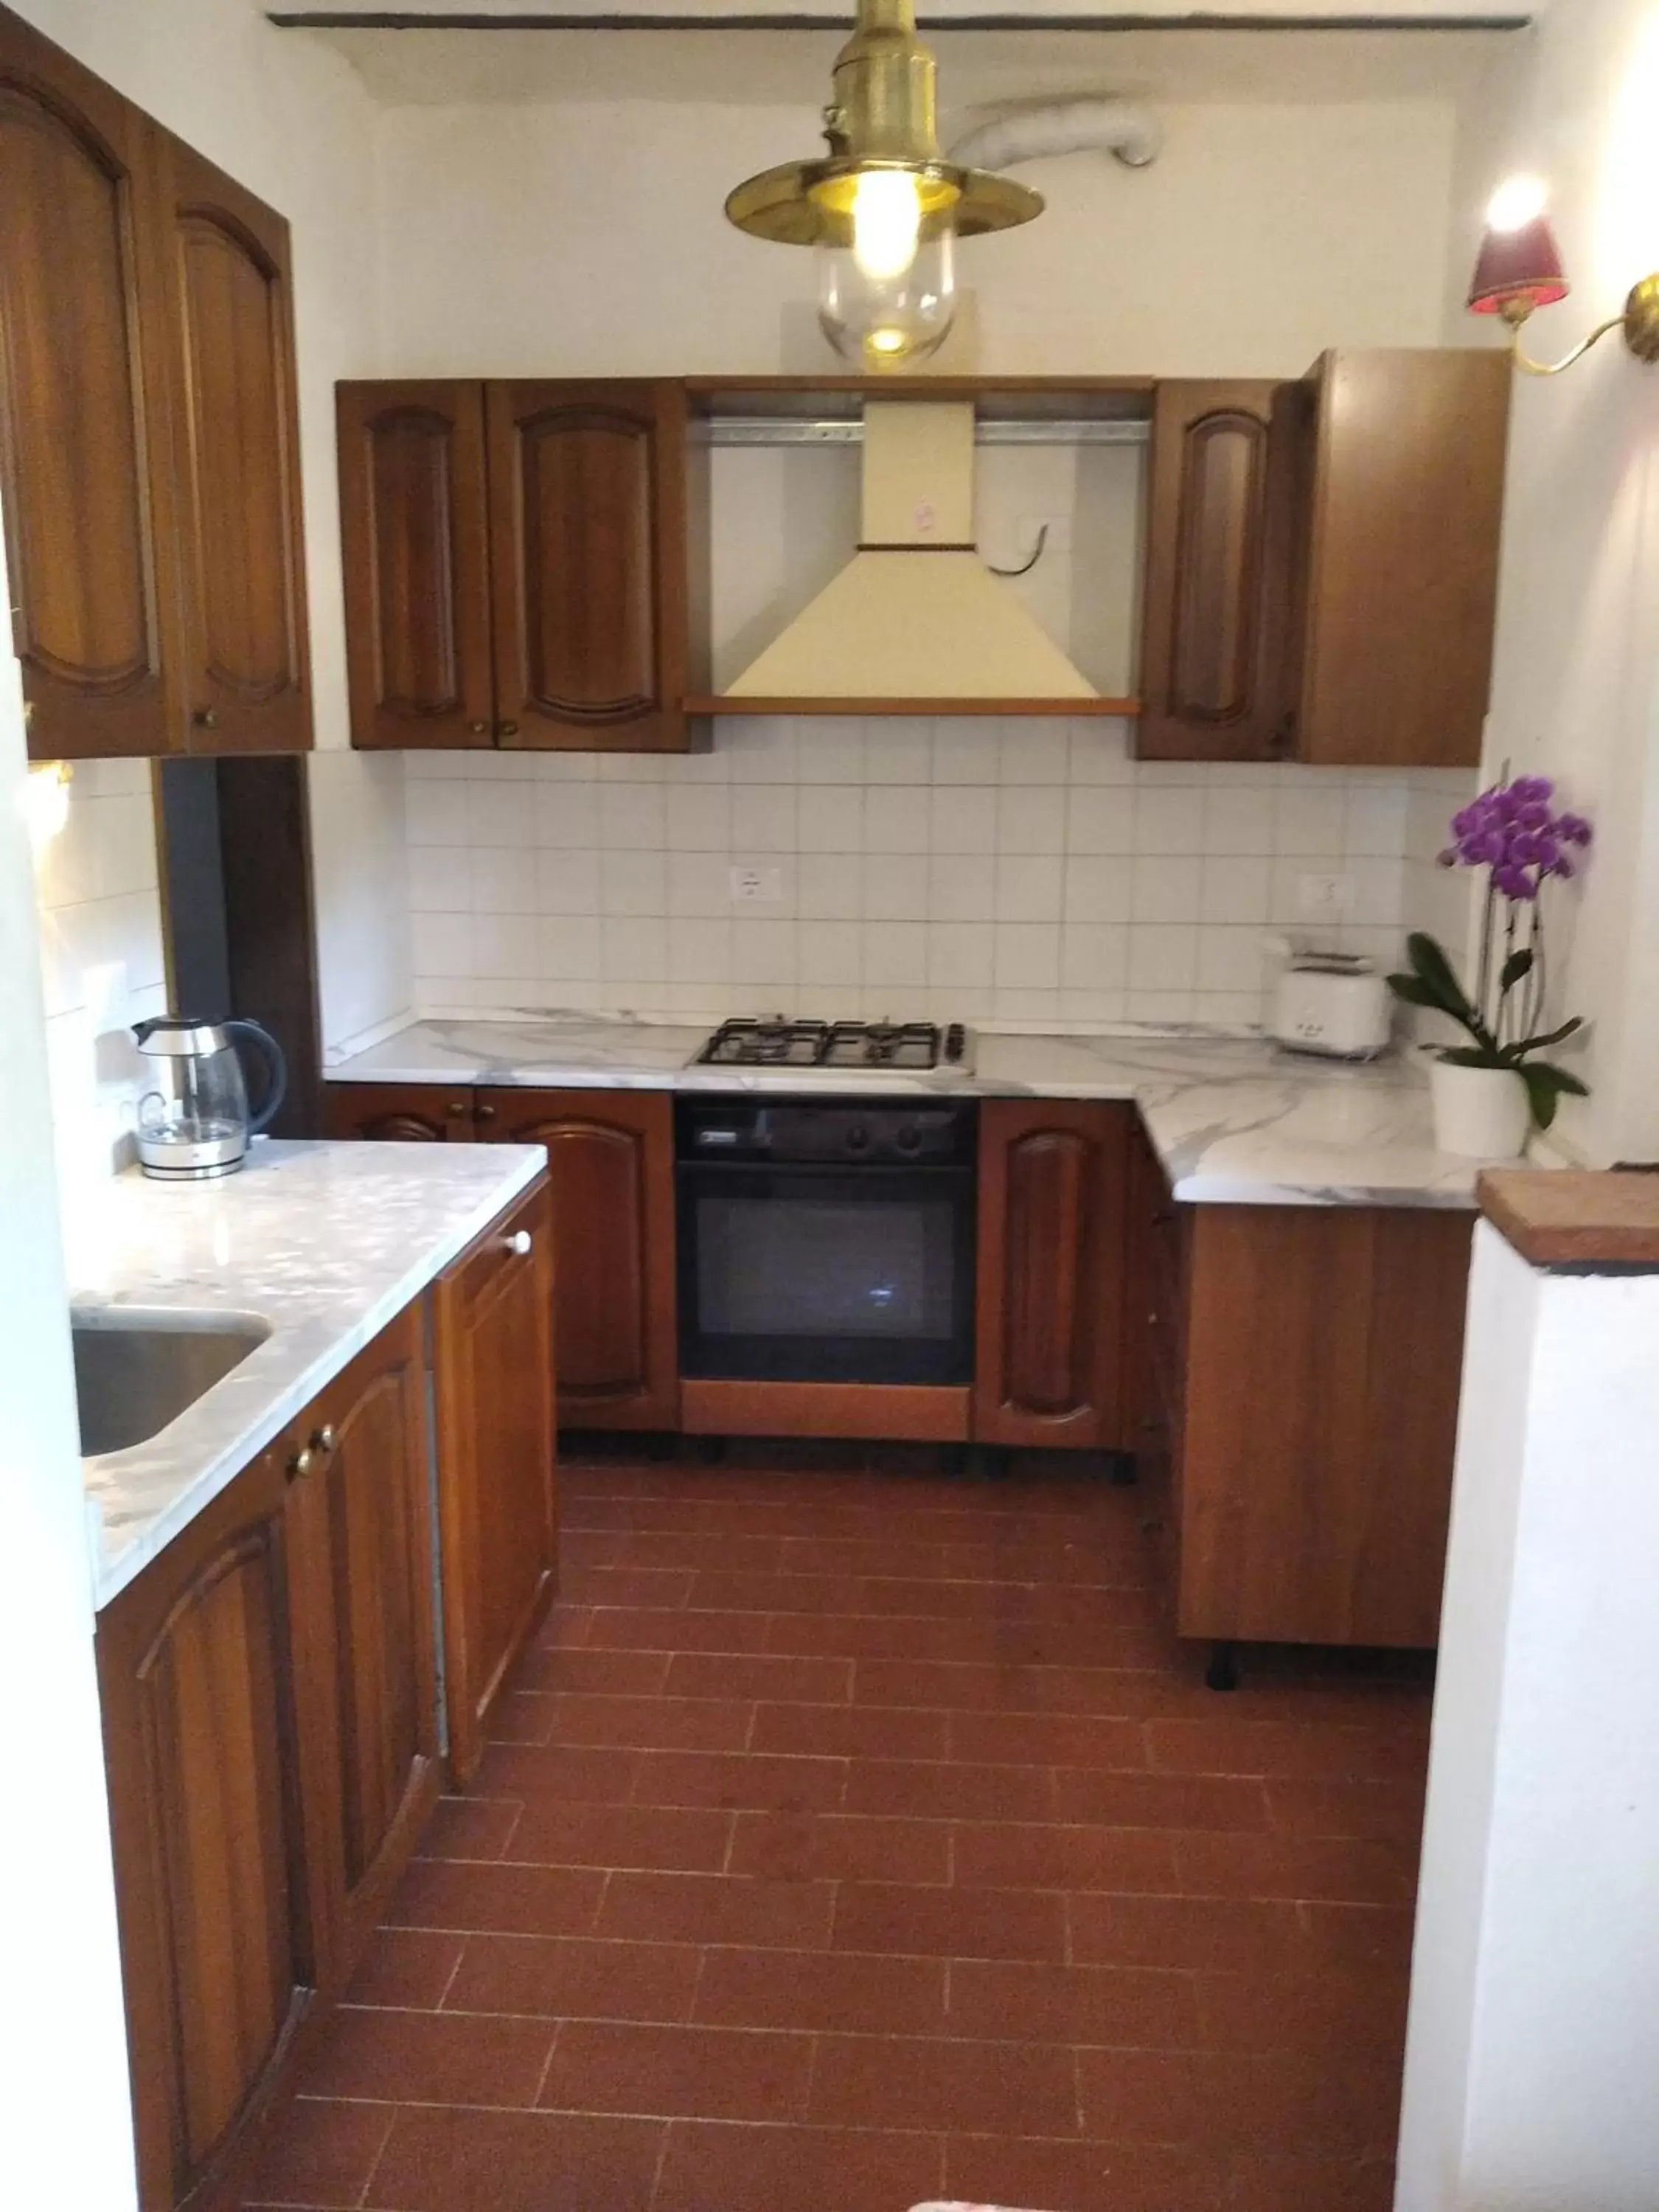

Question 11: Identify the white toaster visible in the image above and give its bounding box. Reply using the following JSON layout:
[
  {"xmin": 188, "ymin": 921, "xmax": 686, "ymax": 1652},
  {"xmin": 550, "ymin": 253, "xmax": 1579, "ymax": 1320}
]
[{"xmin": 1271, "ymin": 954, "xmax": 1393, "ymax": 1060}]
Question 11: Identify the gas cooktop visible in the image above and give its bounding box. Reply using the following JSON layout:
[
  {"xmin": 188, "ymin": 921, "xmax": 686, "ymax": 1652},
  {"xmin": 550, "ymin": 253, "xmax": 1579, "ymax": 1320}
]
[{"xmin": 693, "ymin": 1018, "xmax": 972, "ymax": 1077}]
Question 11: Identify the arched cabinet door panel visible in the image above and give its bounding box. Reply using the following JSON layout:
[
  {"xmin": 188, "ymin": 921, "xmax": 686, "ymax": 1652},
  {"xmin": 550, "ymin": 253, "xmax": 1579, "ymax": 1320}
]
[
  {"xmin": 1138, "ymin": 378, "xmax": 1310, "ymax": 762},
  {"xmin": 152, "ymin": 128, "xmax": 310, "ymax": 754},
  {"xmin": 974, "ymin": 1099, "xmax": 1131, "ymax": 1449},
  {"xmin": 321, "ymin": 1083, "xmax": 477, "ymax": 1143},
  {"xmin": 0, "ymin": 9, "xmax": 183, "ymax": 758},
  {"xmin": 337, "ymin": 381, "xmax": 494, "ymax": 748},
  {"xmin": 487, "ymin": 1088, "xmax": 678, "ymax": 1429},
  {"xmin": 487, "ymin": 380, "xmax": 689, "ymax": 752}
]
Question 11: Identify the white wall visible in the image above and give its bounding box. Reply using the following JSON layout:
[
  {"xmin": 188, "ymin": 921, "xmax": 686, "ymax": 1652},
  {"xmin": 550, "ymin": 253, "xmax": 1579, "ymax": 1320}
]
[
  {"xmin": 16, "ymin": 0, "xmax": 414, "ymax": 1098},
  {"xmin": 0, "ymin": 529, "xmax": 137, "ymax": 2207},
  {"xmin": 374, "ymin": 94, "xmax": 1461, "ymax": 377},
  {"xmin": 1447, "ymin": 1, "xmax": 1659, "ymax": 1164}
]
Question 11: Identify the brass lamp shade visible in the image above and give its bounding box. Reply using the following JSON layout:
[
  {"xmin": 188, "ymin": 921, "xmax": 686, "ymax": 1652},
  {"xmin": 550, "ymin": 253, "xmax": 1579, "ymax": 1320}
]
[{"xmin": 725, "ymin": 0, "xmax": 1043, "ymax": 247}]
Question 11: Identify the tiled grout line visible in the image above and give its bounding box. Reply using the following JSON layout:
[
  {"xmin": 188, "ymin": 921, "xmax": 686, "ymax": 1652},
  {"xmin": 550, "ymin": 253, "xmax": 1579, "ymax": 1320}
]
[
  {"xmin": 349, "ymin": 2098, "xmax": 396, "ymax": 2212},
  {"xmin": 527, "ymin": 2015, "xmax": 564, "ymax": 2112}
]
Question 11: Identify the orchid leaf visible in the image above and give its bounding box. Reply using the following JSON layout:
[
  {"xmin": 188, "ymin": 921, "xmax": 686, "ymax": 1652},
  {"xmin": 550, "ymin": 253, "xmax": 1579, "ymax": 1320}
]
[
  {"xmin": 1387, "ymin": 974, "xmax": 1438, "ymax": 1008},
  {"xmin": 1405, "ymin": 933, "xmax": 1479, "ymax": 1024},
  {"xmin": 1519, "ymin": 1016, "xmax": 1584, "ymax": 1054},
  {"xmin": 1500, "ymin": 948, "xmax": 1534, "ymax": 990},
  {"xmin": 1520, "ymin": 1061, "xmax": 1590, "ymax": 1130},
  {"xmin": 1439, "ymin": 1044, "xmax": 1508, "ymax": 1069}
]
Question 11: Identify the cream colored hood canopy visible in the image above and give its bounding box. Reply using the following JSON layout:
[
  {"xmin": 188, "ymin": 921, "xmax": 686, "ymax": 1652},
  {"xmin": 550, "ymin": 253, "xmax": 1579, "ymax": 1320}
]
[{"xmin": 726, "ymin": 400, "xmax": 1098, "ymax": 701}]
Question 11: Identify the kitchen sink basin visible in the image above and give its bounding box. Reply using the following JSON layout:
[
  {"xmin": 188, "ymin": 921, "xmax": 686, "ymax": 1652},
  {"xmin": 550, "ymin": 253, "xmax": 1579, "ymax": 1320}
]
[{"xmin": 72, "ymin": 1310, "xmax": 271, "ymax": 1458}]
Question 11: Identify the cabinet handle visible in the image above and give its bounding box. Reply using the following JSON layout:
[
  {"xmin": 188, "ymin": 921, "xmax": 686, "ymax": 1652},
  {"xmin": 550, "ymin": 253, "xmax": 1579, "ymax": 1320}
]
[
  {"xmin": 475, "ymin": 1101, "xmax": 497, "ymax": 1123},
  {"xmin": 446, "ymin": 1100, "xmax": 469, "ymax": 1119},
  {"xmin": 287, "ymin": 1444, "xmax": 316, "ymax": 1481},
  {"xmin": 504, "ymin": 1229, "xmax": 532, "ymax": 1256},
  {"xmin": 1148, "ymin": 1310, "xmax": 1160, "ymax": 1326},
  {"xmin": 194, "ymin": 708, "xmax": 219, "ymax": 731},
  {"xmin": 496, "ymin": 720, "xmax": 518, "ymax": 739},
  {"xmin": 467, "ymin": 720, "xmax": 489, "ymax": 736},
  {"xmin": 311, "ymin": 1425, "xmax": 336, "ymax": 1455}
]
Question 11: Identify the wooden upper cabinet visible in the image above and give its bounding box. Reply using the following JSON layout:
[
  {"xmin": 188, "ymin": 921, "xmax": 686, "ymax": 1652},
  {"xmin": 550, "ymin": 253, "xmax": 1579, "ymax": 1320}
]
[
  {"xmin": 1299, "ymin": 349, "xmax": 1509, "ymax": 769},
  {"xmin": 337, "ymin": 380, "xmax": 495, "ymax": 749},
  {"xmin": 0, "ymin": 8, "xmax": 183, "ymax": 760},
  {"xmin": 151, "ymin": 128, "xmax": 310, "ymax": 754},
  {"xmin": 322, "ymin": 1082, "xmax": 477, "ymax": 1143},
  {"xmin": 487, "ymin": 1088, "xmax": 678, "ymax": 1428},
  {"xmin": 434, "ymin": 1178, "xmax": 558, "ymax": 1782},
  {"xmin": 285, "ymin": 1306, "xmax": 438, "ymax": 1974},
  {"xmin": 97, "ymin": 1439, "xmax": 321, "ymax": 2211},
  {"xmin": 487, "ymin": 380, "xmax": 689, "ymax": 751},
  {"xmin": 974, "ymin": 1100, "xmax": 1131, "ymax": 1450},
  {"xmin": 1138, "ymin": 380, "xmax": 1307, "ymax": 762}
]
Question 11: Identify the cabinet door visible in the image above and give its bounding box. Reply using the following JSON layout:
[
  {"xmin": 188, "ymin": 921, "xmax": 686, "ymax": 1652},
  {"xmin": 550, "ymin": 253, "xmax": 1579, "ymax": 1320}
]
[
  {"xmin": 489, "ymin": 1088, "xmax": 678, "ymax": 1429},
  {"xmin": 1137, "ymin": 380, "xmax": 1308, "ymax": 762},
  {"xmin": 286, "ymin": 1304, "xmax": 439, "ymax": 1978},
  {"xmin": 97, "ymin": 1440, "xmax": 323, "ymax": 2211},
  {"xmin": 151, "ymin": 127, "xmax": 310, "ymax": 754},
  {"xmin": 486, "ymin": 380, "xmax": 689, "ymax": 751},
  {"xmin": 974, "ymin": 1100, "xmax": 1130, "ymax": 1449},
  {"xmin": 337, "ymin": 380, "xmax": 495, "ymax": 750},
  {"xmin": 434, "ymin": 1178, "xmax": 557, "ymax": 1784},
  {"xmin": 0, "ymin": 10, "xmax": 184, "ymax": 761},
  {"xmin": 322, "ymin": 1082, "xmax": 477, "ymax": 1142},
  {"xmin": 1299, "ymin": 349, "xmax": 1509, "ymax": 769}
]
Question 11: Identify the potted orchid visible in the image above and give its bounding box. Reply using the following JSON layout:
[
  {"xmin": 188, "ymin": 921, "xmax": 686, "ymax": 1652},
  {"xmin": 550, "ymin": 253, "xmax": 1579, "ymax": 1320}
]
[{"xmin": 1388, "ymin": 773, "xmax": 1592, "ymax": 1158}]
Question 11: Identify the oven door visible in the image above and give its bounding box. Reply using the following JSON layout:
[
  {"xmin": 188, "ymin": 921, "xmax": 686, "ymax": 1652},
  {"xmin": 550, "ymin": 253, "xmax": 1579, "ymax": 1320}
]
[{"xmin": 677, "ymin": 1162, "xmax": 976, "ymax": 1387}]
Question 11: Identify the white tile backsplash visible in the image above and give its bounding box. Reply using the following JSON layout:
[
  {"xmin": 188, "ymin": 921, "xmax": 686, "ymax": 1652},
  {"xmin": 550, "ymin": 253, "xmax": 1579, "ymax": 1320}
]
[{"xmin": 403, "ymin": 717, "xmax": 1469, "ymax": 1028}]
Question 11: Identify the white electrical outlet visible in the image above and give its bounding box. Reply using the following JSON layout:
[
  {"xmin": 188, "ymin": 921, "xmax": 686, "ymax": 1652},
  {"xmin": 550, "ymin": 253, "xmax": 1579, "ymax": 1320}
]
[
  {"xmin": 1297, "ymin": 872, "xmax": 1354, "ymax": 921},
  {"xmin": 729, "ymin": 866, "xmax": 783, "ymax": 904}
]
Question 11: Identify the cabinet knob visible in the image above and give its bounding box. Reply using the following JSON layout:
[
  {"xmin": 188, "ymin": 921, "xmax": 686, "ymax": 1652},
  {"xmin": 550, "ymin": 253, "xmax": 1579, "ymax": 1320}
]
[
  {"xmin": 504, "ymin": 1228, "xmax": 533, "ymax": 1256},
  {"xmin": 311, "ymin": 1425, "xmax": 337, "ymax": 1455},
  {"xmin": 194, "ymin": 708, "xmax": 219, "ymax": 731},
  {"xmin": 287, "ymin": 1444, "xmax": 316, "ymax": 1481},
  {"xmin": 496, "ymin": 720, "xmax": 518, "ymax": 739},
  {"xmin": 467, "ymin": 720, "xmax": 489, "ymax": 736},
  {"xmin": 446, "ymin": 1100, "xmax": 469, "ymax": 1118},
  {"xmin": 475, "ymin": 1101, "xmax": 497, "ymax": 1123},
  {"xmin": 1148, "ymin": 1310, "xmax": 1160, "ymax": 1326}
]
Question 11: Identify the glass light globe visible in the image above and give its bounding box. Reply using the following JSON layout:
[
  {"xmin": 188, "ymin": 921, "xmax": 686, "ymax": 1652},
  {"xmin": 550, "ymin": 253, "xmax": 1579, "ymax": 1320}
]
[{"xmin": 816, "ymin": 223, "xmax": 956, "ymax": 371}]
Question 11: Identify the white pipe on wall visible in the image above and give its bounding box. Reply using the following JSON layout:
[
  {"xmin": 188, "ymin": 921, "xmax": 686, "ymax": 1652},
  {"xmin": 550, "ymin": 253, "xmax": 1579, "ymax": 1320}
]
[{"xmin": 950, "ymin": 99, "xmax": 1164, "ymax": 175}]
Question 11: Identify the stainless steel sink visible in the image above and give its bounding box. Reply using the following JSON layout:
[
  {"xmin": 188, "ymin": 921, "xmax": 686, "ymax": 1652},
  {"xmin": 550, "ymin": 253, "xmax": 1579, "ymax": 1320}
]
[{"xmin": 72, "ymin": 1310, "xmax": 271, "ymax": 1458}]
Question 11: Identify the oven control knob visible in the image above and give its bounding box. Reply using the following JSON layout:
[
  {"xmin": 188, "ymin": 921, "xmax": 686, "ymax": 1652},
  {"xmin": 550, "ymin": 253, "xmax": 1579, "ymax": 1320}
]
[
  {"xmin": 846, "ymin": 1123, "xmax": 871, "ymax": 1155},
  {"xmin": 895, "ymin": 1122, "xmax": 922, "ymax": 1154}
]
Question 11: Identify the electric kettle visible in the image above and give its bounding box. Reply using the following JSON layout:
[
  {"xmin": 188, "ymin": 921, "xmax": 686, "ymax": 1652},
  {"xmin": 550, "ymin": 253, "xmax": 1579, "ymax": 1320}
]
[{"xmin": 133, "ymin": 1017, "xmax": 288, "ymax": 1180}]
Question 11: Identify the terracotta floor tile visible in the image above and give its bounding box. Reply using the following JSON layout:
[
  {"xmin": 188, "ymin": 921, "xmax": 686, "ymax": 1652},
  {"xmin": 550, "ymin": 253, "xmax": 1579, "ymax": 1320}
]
[
  {"xmin": 243, "ymin": 2096, "xmax": 392, "ymax": 2208},
  {"xmin": 844, "ymin": 1756, "xmax": 1060, "ymax": 1822},
  {"xmin": 630, "ymin": 1748, "xmax": 848, "ymax": 1814},
  {"xmin": 1197, "ymin": 1969, "xmax": 1411, "ymax": 2059},
  {"xmin": 417, "ymin": 1794, "xmax": 521, "ymax": 1862},
  {"xmin": 466, "ymin": 1741, "xmax": 640, "ymax": 1805},
  {"xmin": 686, "ymin": 1571, "xmax": 864, "ymax": 1615},
  {"xmin": 1069, "ymin": 1892, "xmax": 1307, "ymax": 1974},
  {"xmin": 1298, "ymin": 1901, "xmax": 1418, "ymax": 1976},
  {"xmin": 563, "ymin": 1565, "xmax": 695, "ymax": 1609},
  {"xmin": 444, "ymin": 1934, "xmax": 704, "ymax": 2023},
  {"xmin": 621, "ymin": 1531, "xmax": 787, "ymax": 1574},
  {"xmin": 751, "ymin": 1700, "xmax": 950, "ymax": 1761},
  {"xmin": 953, "ymin": 1819, "xmax": 1180, "ymax": 1894},
  {"xmin": 344, "ymin": 1927, "xmax": 464, "ymax": 2011},
  {"xmin": 1187, "ymin": 2050, "xmax": 1404, "ymax": 2159},
  {"xmin": 945, "ymin": 1956, "xmax": 1200, "ymax": 2049},
  {"xmin": 506, "ymin": 1799, "xmax": 734, "ymax": 1874},
  {"xmin": 944, "ymin": 2133, "xmax": 1228, "ymax": 2212},
  {"xmin": 1074, "ymin": 2046, "xmax": 1203, "ymax": 2143},
  {"xmin": 729, "ymin": 1809, "xmax": 951, "ymax": 1885},
  {"xmin": 1146, "ymin": 1717, "xmax": 1426, "ymax": 1781},
  {"xmin": 597, "ymin": 1869, "xmax": 837, "ymax": 1950},
  {"xmin": 539, "ymin": 1691, "xmax": 754, "ymax": 1751},
  {"xmin": 1266, "ymin": 1775, "xmax": 1427, "ymax": 1843},
  {"xmin": 515, "ymin": 1646, "xmax": 674, "ymax": 1695},
  {"xmin": 693, "ymin": 1945, "xmax": 947, "ymax": 2034},
  {"xmin": 486, "ymin": 1687, "xmax": 560, "ymax": 1745},
  {"xmin": 663, "ymin": 1650, "xmax": 855, "ymax": 1703},
  {"xmin": 583, "ymin": 1606, "xmax": 773, "ymax": 1655},
  {"xmin": 833, "ymin": 1881, "xmax": 1068, "ymax": 1961},
  {"xmin": 1225, "ymin": 2150, "xmax": 1397, "ymax": 2211},
  {"xmin": 364, "ymin": 2106, "xmax": 664, "ymax": 2211},
  {"xmin": 650, "ymin": 2119, "xmax": 942, "ymax": 2212},
  {"xmin": 387, "ymin": 1858, "xmax": 605, "ymax": 1938},
  {"xmin": 299, "ymin": 2004, "xmax": 554, "ymax": 2107},
  {"xmin": 952, "ymin": 1709, "xmax": 1148, "ymax": 1770},
  {"xmin": 1054, "ymin": 1769, "xmax": 1271, "ymax": 1832},
  {"xmin": 809, "ymin": 2031, "xmax": 1079, "ymax": 2136},
  {"xmin": 541, "ymin": 2019, "xmax": 813, "ymax": 2122},
  {"xmin": 1173, "ymin": 1829, "xmax": 1416, "ymax": 1905}
]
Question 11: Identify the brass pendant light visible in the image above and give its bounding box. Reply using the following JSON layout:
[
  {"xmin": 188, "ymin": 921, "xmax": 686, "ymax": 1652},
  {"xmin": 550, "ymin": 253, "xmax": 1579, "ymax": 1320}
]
[{"xmin": 725, "ymin": 0, "xmax": 1043, "ymax": 369}]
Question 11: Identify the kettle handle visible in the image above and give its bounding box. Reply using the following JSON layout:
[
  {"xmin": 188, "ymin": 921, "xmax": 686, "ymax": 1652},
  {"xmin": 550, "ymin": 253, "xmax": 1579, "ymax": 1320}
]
[{"xmin": 224, "ymin": 1020, "xmax": 288, "ymax": 1135}]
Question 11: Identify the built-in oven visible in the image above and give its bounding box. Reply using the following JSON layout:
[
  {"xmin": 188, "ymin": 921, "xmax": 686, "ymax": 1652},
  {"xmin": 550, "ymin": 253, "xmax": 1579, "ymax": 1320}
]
[{"xmin": 675, "ymin": 1097, "xmax": 978, "ymax": 1388}]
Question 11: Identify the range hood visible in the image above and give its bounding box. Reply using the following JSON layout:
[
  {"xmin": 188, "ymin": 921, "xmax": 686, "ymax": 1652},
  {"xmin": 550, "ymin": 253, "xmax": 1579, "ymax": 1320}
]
[{"xmin": 726, "ymin": 400, "xmax": 1099, "ymax": 701}]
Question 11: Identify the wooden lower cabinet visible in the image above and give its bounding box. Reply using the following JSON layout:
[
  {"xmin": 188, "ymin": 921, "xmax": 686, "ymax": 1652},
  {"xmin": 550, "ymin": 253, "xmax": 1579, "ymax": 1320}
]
[
  {"xmin": 1138, "ymin": 1197, "xmax": 1473, "ymax": 1649},
  {"xmin": 434, "ymin": 1177, "xmax": 558, "ymax": 1782},
  {"xmin": 485, "ymin": 1089, "xmax": 678, "ymax": 1430},
  {"xmin": 974, "ymin": 1099, "xmax": 1131, "ymax": 1448},
  {"xmin": 323, "ymin": 1081, "xmax": 479, "ymax": 1142}
]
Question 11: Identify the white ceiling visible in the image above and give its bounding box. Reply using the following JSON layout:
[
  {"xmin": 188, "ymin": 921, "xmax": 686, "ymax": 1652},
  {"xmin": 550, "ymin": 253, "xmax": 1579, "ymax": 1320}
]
[{"xmin": 295, "ymin": 23, "xmax": 1517, "ymax": 109}]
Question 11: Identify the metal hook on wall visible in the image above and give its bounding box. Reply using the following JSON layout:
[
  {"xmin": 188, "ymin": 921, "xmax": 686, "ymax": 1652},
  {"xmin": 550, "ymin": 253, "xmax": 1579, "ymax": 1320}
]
[{"xmin": 986, "ymin": 522, "xmax": 1048, "ymax": 579}]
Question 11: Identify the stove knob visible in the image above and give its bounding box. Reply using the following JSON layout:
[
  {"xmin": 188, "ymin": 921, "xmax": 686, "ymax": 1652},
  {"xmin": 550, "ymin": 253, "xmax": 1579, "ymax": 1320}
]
[
  {"xmin": 846, "ymin": 1123, "xmax": 872, "ymax": 1155},
  {"xmin": 895, "ymin": 1122, "xmax": 922, "ymax": 1154}
]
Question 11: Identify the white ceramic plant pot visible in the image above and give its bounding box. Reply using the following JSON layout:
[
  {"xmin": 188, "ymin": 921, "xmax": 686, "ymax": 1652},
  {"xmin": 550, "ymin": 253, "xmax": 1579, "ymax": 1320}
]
[{"xmin": 1430, "ymin": 1059, "xmax": 1531, "ymax": 1159}]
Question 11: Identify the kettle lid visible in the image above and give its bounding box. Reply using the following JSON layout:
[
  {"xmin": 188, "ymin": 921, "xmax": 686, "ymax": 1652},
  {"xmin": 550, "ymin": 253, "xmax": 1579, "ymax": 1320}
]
[{"xmin": 133, "ymin": 1015, "xmax": 232, "ymax": 1057}]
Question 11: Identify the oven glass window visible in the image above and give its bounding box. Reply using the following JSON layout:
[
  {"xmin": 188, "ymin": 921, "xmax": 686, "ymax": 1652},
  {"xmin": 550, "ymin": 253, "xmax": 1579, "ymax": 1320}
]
[{"xmin": 695, "ymin": 1195, "xmax": 959, "ymax": 1343}]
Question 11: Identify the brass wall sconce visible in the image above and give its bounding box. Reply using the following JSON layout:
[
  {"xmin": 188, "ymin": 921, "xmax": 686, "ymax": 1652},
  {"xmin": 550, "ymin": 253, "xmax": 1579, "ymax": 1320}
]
[{"xmin": 1469, "ymin": 177, "xmax": 1659, "ymax": 375}]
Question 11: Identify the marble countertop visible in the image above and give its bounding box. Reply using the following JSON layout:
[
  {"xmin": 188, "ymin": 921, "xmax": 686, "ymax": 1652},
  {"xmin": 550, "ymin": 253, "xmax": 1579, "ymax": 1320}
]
[
  {"xmin": 327, "ymin": 1015, "xmax": 1498, "ymax": 1210},
  {"xmin": 72, "ymin": 1140, "xmax": 546, "ymax": 1607}
]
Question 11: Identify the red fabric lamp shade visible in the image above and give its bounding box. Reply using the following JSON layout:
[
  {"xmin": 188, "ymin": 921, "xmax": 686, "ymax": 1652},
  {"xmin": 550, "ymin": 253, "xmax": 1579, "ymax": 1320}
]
[{"xmin": 1468, "ymin": 213, "xmax": 1571, "ymax": 319}]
